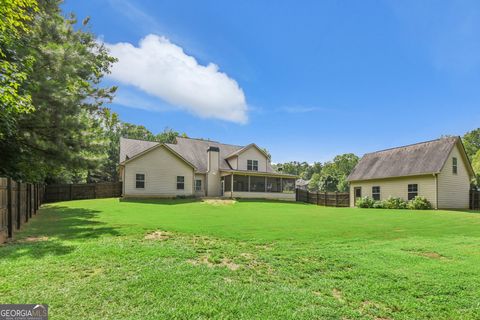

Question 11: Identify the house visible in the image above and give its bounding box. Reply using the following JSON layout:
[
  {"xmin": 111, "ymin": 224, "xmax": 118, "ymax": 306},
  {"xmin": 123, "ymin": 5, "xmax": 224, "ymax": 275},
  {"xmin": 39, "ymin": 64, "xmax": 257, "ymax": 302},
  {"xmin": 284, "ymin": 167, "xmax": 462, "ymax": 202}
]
[
  {"xmin": 119, "ymin": 136, "xmax": 297, "ymax": 200},
  {"xmin": 347, "ymin": 137, "xmax": 475, "ymax": 209},
  {"xmin": 296, "ymin": 179, "xmax": 310, "ymax": 190}
]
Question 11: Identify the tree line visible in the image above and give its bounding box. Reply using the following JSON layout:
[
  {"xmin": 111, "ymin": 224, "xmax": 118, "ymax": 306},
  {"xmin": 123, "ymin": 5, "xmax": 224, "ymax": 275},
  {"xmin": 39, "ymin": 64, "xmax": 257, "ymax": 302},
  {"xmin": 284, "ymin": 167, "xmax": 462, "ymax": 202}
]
[{"xmin": 0, "ymin": 0, "xmax": 184, "ymax": 184}]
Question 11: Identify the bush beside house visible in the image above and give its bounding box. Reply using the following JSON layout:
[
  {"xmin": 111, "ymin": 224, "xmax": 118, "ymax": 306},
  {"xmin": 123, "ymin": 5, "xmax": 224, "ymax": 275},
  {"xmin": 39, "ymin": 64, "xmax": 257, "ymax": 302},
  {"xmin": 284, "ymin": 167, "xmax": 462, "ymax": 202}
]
[{"xmin": 356, "ymin": 196, "xmax": 432, "ymax": 210}]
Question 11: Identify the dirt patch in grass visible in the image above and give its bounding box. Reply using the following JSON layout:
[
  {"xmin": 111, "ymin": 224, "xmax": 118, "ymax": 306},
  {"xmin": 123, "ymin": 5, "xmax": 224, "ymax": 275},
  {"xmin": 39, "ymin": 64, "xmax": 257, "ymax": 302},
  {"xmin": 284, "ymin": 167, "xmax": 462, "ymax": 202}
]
[
  {"xmin": 188, "ymin": 255, "xmax": 240, "ymax": 271},
  {"xmin": 144, "ymin": 231, "xmax": 172, "ymax": 241},
  {"xmin": 17, "ymin": 236, "xmax": 49, "ymax": 243},
  {"xmin": 417, "ymin": 251, "xmax": 446, "ymax": 259},
  {"xmin": 202, "ymin": 199, "xmax": 236, "ymax": 206},
  {"xmin": 332, "ymin": 288, "xmax": 343, "ymax": 301}
]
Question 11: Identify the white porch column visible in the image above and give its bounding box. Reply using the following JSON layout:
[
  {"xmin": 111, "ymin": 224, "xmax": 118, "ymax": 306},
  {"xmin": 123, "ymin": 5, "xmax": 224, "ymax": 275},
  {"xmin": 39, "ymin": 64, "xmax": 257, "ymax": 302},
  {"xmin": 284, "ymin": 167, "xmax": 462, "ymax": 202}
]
[{"xmin": 231, "ymin": 173, "xmax": 234, "ymax": 199}]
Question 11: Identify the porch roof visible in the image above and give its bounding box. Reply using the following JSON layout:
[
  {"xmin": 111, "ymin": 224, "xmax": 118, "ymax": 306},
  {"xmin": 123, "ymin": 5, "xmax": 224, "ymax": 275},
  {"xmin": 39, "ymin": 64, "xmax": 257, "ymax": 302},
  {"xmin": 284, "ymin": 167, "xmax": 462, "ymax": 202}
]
[{"xmin": 220, "ymin": 169, "xmax": 298, "ymax": 179}]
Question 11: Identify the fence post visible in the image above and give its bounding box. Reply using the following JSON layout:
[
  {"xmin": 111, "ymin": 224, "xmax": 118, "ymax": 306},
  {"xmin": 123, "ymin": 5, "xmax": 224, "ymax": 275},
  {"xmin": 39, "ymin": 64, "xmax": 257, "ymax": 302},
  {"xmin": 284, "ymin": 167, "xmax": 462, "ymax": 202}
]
[
  {"xmin": 7, "ymin": 178, "xmax": 13, "ymax": 238},
  {"xmin": 324, "ymin": 192, "xmax": 327, "ymax": 206},
  {"xmin": 25, "ymin": 184, "xmax": 29, "ymax": 223},
  {"xmin": 69, "ymin": 184, "xmax": 73, "ymax": 201},
  {"xmin": 295, "ymin": 188, "xmax": 298, "ymax": 201},
  {"xmin": 316, "ymin": 191, "xmax": 319, "ymax": 205},
  {"xmin": 306, "ymin": 190, "xmax": 309, "ymax": 203},
  {"xmin": 29, "ymin": 184, "xmax": 33, "ymax": 219},
  {"xmin": 17, "ymin": 181, "xmax": 21, "ymax": 229},
  {"xmin": 335, "ymin": 192, "xmax": 338, "ymax": 207}
]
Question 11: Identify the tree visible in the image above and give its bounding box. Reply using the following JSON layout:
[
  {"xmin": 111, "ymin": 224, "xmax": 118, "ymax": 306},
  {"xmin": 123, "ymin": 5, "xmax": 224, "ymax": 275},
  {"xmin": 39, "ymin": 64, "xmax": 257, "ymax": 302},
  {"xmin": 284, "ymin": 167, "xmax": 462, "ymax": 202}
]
[
  {"xmin": 463, "ymin": 129, "xmax": 480, "ymax": 159},
  {"xmin": 0, "ymin": 0, "xmax": 117, "ymax": 183},
  {"xmin": 0, "ymin": 0, "xmax": 38, "ymax": 139},
  {"xmin": 472, "ymin": 150, "xmax": 480, "ymax": 187}
]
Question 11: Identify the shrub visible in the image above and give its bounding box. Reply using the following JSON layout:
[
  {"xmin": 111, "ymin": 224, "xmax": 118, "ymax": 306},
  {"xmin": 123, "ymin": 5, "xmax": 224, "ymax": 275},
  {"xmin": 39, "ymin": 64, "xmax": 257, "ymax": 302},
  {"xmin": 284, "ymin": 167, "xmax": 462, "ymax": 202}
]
[
  {"xmin": 372, "ymin": 201, "xmax": 384, "ymax": 209},
  {"xmin": 356, "ymin": 196, "xmax": 376, "ymax": 208},
  {"xmin": 407, "ymin": 196, "xmax": 432, "ymax": 210},
  {"xmin": 382, "ymin": 196, "xmax": 408, "ymax": 209}
]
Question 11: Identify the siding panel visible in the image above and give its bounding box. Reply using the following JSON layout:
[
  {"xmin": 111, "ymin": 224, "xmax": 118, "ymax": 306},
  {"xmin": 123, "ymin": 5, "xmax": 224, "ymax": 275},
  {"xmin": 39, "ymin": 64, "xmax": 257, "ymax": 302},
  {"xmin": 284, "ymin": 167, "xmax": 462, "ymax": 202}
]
[
  {"xmin": 124, "ymin": 146, "xmax": 194, "ymax": 197},
  {"xmin": 350, "ymin": 175, "xmax": 437, "ymax": 208},
  {"xmin": 437, "ymin": 145, "xmax": 471, "ymax": 209},
  {"xmin": 237, "ymin": 148, "xmax": 268, "ymax": 172}
]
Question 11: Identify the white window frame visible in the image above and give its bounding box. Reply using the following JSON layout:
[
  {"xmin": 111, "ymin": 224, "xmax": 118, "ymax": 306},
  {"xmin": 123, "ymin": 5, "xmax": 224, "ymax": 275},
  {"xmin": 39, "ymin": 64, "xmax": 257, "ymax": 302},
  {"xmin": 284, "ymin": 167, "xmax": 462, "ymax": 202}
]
[
  {"xmin": 247, "ymin": 160, "xmax": 258, "ymax": 171},
  {"xmin": 452, "ymin": 157, "xmax": 458, "ymax": 174},
  {"xmin": 372, "ymin": 186, "xmax": 380, "ymax": 201},
  {"xmin": 135, "ymin": 173, "xmax": 145, "ymax": 189},
  {"xmin": 177, "ymin": 176, "xmax": 185, "ymax": 190},
  {"xmin": 195, "ymin": 179, "xmax": 202, "ymax": 191},
  {"xmin": 408, "ymin": 184, "xmax": 418, "ymax": 200}
]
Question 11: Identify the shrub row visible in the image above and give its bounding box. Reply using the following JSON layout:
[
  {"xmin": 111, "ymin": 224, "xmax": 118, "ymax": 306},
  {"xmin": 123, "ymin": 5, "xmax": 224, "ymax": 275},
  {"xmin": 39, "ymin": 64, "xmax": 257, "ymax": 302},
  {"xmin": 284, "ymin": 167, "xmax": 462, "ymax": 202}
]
[{"xmin": 356, "ymin": 196, "xmax": 432, "ymax": 210}]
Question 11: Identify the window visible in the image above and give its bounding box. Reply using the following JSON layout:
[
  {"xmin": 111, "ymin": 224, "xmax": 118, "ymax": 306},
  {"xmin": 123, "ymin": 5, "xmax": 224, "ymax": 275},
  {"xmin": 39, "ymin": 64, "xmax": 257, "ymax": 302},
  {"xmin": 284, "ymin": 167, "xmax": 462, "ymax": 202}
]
[
  {"xmin": 177, "ymin": 176, "xmax": 185, "ymax": 190},
  {"xmin": 408, "ymin": 184, "xmax": 418, "ymax": 200},
  {"xmin": 233, "ymin": 175, "xmax": 249, "ymax": 191},
  {"xmin": 452, "ymin": 157, "xmax": 458, "ymax": 174},
  {"xmin": 224, "ymin": 175, "xmax": 231, "ymax": 192},
  {"xmin": 247, "ymin": 160, "xmax": 258, "ymax": 171},
  {"xmin": 282, "ymin": 178, "xmax": 295, "ymax": 193},
  {"xmin": 250, "ymin": 176, "xmax": 265, "ymax": 192},
  {"xmin": 267, "ymin": 177, "xmax": 281, "ymax": 192},
  {"xmin": 354, "ymin": 187, "xmax": 362, "ymax": 199},
  {"xmin": 372, "ymin": 186, "xmax": 381, "ymax": 201},
  {"xmin": 135, "ymin": 173, "xmax": 145, "ymax": 189},
  {"xmin": 195, "ymin": 179, "xmax": 202, "ymax": 191}
]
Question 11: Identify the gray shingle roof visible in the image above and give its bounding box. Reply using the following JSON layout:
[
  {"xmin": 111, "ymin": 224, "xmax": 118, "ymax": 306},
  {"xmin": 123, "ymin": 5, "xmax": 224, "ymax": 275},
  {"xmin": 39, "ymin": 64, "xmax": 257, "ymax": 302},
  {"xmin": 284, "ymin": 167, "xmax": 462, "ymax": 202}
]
[
  {"xmin": 347, "ymin": 137, "xmax": 460, "ymax": 181},
  {"xmin": 119, "ymin": 136, "xmax": 276, "ymax": 173}
]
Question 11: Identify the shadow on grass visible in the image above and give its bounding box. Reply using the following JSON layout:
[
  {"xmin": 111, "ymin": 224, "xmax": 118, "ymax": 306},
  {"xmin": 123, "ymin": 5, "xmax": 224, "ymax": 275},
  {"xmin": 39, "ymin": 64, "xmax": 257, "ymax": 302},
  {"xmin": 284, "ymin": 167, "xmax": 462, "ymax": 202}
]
[{"xmin": 0, "ymin": 206, "xmax": 121, "ymax": 260}]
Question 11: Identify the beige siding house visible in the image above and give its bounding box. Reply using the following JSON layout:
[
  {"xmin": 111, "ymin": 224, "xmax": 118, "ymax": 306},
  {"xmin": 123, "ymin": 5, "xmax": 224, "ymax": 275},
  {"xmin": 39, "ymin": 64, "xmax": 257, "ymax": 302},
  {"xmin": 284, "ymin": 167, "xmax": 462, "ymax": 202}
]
[
  {"xmin": 348, "ymin": 137, "xmax": 475, "ymax": 209},
  {"xmin": 119, "ymin": 137, "xmax": 297, "ymax": 200}
]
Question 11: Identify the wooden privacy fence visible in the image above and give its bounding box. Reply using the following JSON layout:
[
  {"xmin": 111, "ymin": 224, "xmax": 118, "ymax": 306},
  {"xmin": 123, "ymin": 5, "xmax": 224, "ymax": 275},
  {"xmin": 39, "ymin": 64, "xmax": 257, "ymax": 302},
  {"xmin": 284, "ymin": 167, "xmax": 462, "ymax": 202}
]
[
  {"xmin": 471, "ymin": 190, "xmax": 480, "ymax": 210},
  {"xmin": 0, "ymin": 177, "xmax": 44, "ymax": 244},
  {"xmin": 43, "ymin": 182, "xmax": 122, "ymax": 203},
  {"xmin": 296, "ymin": 188, "xmax": 350, "ymax": 207}
]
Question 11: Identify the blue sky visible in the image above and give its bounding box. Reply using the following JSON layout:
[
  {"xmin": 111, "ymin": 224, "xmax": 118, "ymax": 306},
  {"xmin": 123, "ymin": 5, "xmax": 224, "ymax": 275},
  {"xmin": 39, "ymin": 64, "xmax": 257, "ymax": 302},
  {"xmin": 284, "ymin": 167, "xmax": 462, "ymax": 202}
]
[{"xmin": 62, "ymin": 0, "xmax": 480, "ymax": 163}]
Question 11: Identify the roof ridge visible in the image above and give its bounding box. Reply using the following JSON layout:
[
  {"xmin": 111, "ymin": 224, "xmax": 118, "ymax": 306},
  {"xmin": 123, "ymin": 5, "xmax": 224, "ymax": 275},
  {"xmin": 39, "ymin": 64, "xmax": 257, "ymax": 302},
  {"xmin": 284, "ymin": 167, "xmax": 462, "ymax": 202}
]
[
  {"xmin": 120, "ymin": 137, "xmax": 159, "ymax": 143},
  {"xmin": 364, "ymin": 136, "xmax": 458, "ymax": 156},
  {"xmin": 175, "ymin": 136, "xmax": 244, "ymax": 148}
]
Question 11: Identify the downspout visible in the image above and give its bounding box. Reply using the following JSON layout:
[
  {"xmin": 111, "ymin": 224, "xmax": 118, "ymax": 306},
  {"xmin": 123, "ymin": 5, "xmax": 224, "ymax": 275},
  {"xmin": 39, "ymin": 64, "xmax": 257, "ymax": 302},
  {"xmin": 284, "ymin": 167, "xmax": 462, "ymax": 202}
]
[{"xmin": 434, "ymin": 173, "xmax": 439, "ymax": 210}]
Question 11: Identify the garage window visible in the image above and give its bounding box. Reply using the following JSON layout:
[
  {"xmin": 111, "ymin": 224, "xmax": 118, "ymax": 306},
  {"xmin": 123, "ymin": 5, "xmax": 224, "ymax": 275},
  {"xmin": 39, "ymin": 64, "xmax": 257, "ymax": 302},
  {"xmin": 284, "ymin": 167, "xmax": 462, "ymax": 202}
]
[
  {"xmin": 135, "ymin": 173, "xmax": 145, "ymax": 189},
  {"xmin": 372, "ymin": 186, "xmax": 380, "ymax": 201},
  {"xmin": 408, "ymin": 184, "xmax": 418, "ymax": 200},
  {"xmin": 177, "ymin": 176, "xmax": 185, "ymax": 190}
]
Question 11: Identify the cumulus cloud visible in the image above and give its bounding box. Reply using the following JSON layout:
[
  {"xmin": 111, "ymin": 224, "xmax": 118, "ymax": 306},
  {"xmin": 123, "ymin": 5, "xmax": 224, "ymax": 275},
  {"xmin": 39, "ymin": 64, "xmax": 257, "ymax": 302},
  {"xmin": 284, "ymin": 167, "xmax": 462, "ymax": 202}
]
[{"xmin": 105, "ymin": 34, "xmax": 248, "ymax": 123}]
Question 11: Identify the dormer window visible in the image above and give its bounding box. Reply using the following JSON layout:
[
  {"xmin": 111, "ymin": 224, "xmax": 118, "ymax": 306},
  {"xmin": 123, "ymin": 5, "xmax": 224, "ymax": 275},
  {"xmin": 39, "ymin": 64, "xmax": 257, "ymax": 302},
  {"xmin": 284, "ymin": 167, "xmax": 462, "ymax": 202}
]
[
  {"xmin": 247, "ymin": 160, "xmax": 258, "ymax": 171},
  {"xmin": 452, "ymin": 157, "xmax": 458, "ymax": 174}
]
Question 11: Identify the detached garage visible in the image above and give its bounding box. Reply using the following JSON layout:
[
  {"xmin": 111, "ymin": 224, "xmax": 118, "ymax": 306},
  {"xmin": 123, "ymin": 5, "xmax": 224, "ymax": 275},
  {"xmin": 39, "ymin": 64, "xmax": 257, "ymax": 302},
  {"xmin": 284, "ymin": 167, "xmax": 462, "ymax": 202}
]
[{"xmin": 348, "ymin": 137, "xmax": 475, "ymax": 209}]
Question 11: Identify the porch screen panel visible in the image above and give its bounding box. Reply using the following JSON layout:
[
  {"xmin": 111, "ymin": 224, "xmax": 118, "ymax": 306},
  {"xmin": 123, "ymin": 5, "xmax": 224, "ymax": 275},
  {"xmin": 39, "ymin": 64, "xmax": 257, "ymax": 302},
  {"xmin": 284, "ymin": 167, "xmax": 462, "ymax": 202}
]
[
  {"xmin": 282, "ymin": 178, "xmax": 295, "ymax": 193},
  {"xmin": 267, "ymin": 178, "xmax": 281, "ymax": 192},
  {"xmin": 250, "ymin": 176, "xmax": 265, "ymax": 192},
  {"xmin": 224, "ymin": 175, "xmax": 232, "ymax": 192},
  {"xmin": 233, "ymin": 175, "xmax": 249, "ymax": 191}
]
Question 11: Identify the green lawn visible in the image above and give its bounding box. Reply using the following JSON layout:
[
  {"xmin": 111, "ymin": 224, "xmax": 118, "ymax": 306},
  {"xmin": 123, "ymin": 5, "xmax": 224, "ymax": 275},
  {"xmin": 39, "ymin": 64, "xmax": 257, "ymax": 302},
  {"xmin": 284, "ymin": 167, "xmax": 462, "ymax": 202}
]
[{"xmin": 1, "ymin": 199, "xmax": 480, "ymax": 319}]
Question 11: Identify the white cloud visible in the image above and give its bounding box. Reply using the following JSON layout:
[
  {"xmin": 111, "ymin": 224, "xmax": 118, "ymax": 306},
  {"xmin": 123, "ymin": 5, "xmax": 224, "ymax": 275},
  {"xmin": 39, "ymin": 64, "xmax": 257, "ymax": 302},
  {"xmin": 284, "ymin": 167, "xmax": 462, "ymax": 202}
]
[
  {"xmin": 105, "ymin": 34, "xmax": 248, "ymax": 124},
  {"xmin": 280, "ymin": 106, "xmax": 324, "ymax": 113}
]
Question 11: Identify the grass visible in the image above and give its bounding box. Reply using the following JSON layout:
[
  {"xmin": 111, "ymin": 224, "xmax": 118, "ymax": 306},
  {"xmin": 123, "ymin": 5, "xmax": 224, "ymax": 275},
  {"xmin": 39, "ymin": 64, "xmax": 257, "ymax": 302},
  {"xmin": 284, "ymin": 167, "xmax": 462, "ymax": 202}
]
[{"xmin": 1, "ymin": 198, "xmax": 480, "ymax": 319}]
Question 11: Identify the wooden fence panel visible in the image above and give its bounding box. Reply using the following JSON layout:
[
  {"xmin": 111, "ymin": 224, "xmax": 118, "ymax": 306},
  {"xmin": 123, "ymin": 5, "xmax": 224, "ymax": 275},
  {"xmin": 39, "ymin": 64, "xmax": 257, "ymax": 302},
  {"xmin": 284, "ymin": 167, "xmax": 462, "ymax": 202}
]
[
  {"xmin": 43, "ymin": 182, "xmax": 122, "ymax": 203},
  {"xmin": 0, "ymin": 178, "xmax": 7, "ymax": 244},
  {"xmin": 0, "ymin": 178, "xmax": 44, "ymax": 244},
  {"xmin": 296, "ymin": 189, "xmax": 350, "ymax": 207},
  {"xmin": 471, "ymin": 190, "xmax": 480, "ymax": 210}
]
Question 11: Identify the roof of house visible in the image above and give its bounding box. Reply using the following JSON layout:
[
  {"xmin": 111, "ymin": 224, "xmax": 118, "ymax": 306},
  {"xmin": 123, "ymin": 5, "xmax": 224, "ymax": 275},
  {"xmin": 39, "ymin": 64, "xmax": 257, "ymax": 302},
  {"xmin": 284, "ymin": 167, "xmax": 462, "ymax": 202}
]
[
  {"xmin": 347, "ymin": 136, "xmax": 473, "ymax": 181},
  {"xmin": 119, "ymin": 136, "xmax": 276, "ymax": 173},
  {"xmin": 296, "ymin": 179, "xmax": 310, "ymax": 186}
]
